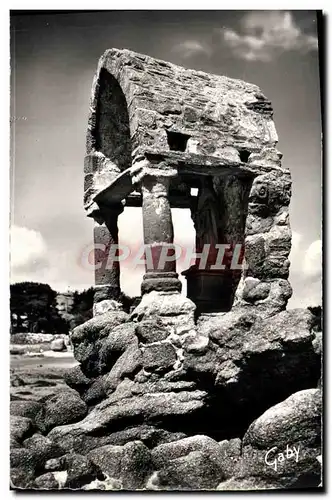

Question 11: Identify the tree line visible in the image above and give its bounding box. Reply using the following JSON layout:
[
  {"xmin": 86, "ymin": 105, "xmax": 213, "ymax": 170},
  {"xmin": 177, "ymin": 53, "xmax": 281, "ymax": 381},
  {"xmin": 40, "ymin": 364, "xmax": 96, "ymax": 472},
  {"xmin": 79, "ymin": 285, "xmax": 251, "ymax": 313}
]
[
  {"xmin": 10, "ymin": 282, "xmax": 138, "ymax": 335},
  {"xmin": 10, "ymin": 282, "xmax": 94, "ymax": 335}
]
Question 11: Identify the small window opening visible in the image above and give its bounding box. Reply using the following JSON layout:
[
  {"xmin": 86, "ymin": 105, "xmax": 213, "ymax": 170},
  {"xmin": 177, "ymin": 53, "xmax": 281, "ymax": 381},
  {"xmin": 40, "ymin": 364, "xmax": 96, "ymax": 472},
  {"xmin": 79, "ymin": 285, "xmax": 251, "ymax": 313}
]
[
  {"xmin": 239, "ymin": 150, "xmax": 250, "ymax": 163},
  {"xmin": 190, "ymin": 187, "xmax": 199, "ymax": 197},
  {"xmin": 167, "ymin": 131, "xmax": 190, "ymax": 152}
]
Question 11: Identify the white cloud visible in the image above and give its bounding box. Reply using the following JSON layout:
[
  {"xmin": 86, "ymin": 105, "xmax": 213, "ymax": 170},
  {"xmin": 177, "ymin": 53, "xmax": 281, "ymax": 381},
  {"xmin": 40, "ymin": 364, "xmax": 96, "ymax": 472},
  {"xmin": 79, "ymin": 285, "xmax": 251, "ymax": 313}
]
[
  {"xmin": 288, "ymin": 235, "xmax": 322, "ymax": 308},
  {"xmin": 10, "ymin": 225, "xmax": 47, "ymax": 269},
  {"xmin": 222, "ymin": 11, "xmax": 318, "ymax": 62},
  {"xmin": 10, "ymin": 225, "xmax": 94, "ymax": 292},
  {"xmin": 172, "ymin": 40, "xmax": 212, "ymax": 59},
  {"xmin": 303, "ymin": 239, "xmax": 322, "ymax": 279}
]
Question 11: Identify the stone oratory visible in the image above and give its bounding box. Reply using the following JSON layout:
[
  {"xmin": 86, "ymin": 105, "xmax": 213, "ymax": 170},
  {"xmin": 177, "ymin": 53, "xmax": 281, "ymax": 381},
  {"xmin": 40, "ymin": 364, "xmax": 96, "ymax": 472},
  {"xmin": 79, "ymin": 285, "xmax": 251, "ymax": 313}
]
[
  {"xmin": 84, "ymin": 48, "xmax": 292, "ymax": 324},
  {"xmin": 22, "ymin": 50, "xmax": 320, "ymax": 492}
]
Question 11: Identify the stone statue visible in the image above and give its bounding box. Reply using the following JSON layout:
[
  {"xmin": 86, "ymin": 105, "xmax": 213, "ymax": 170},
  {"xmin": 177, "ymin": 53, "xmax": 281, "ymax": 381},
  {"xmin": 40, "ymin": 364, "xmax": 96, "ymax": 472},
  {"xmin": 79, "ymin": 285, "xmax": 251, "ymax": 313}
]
[{"xmin": 192, "ymin": 178, "xmax": 220, "ymax": 252}]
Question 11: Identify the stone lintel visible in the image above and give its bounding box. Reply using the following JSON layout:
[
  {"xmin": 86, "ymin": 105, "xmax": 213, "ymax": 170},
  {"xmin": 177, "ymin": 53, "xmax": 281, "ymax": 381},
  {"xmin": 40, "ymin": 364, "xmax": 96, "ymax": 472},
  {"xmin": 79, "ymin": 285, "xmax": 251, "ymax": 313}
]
[
  {"xmin": 88, "ymin": 152, "xmax": 288, "ymax": 212},
  {"xmin": 140, "ymin": 150, "xmax": 288, "ymax": 177}
]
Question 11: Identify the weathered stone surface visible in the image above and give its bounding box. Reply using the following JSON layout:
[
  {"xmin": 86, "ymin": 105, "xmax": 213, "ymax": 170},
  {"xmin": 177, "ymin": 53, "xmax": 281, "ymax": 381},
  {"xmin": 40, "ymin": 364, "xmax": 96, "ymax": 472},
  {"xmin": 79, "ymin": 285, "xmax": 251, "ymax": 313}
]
[
  {"xmin": 312, "ymin": 331, "xmax": 322, "ymax": 356},
  {"xmin": 153, "ymin": 450, "xmax": 224, "ymax": 490},
  {"xmin": 240, "ymin": 389, "xmax": 322, "ymax": 488},
  {"xmin": 10, "ymin": 400, "xmax": 43, "ymax": 421},
  {"xmin": 10, "ymin": 467, "xmax": 35, "ymax": 489},
  {"xmin": 48, "ymin": 381, "xmax": 207, "ymax": 453},
  {"xmin": 235, "ymin": 277, "xmax": 293, "ymax": 318},
  {"xmin": 81, "ymin": 375, "xmax": 107, "ymax": 405},
  {"xmin": 245, "ymin": 221, "xmax": 292, "ymax": 283},
  {"xmin": 131, "ymin": 291, "xmax": 196, "ymax": 332},
  {"xmin": 139, "ymin": 174, "xmax": 180, "ymax": 295},
  {"xmin": 33, "ymin": 472, "xmax": 59, "ymax": 490},
  {"xmin": 85, "ymin": 48, "xmax": 285, "ymax": 211},
  {"xmin": 64, "ymin": 453, "xmax": 103, "ymax": 489},
  {"xmin": 10, "ymin": 436, "xmax": 21, "ymax": 449},
  {"xmin": 121, "ymin": 441, "xmax": 153, "ymax": 490},
  {"xmin": 241, "ymin": 277, "xmax": 271, "ymax": 302},
  {"xmin": 50, "ymin": 338, "xmax": 66, "ymax": 352},
  {"xmin": 88, "ymin": 445, "xmax": 123, "ymax": 478},
  {"xmin": 10, "ymin": 448, "xmax": 39, "ymax": 480},
  {"xmin": 45, "ymin": 423, "xmax": 185, "ymax": 456},
  {"xmin": 182, "ymin": 332, "xmax": 210, "ymax": 354},
  {"xmin": 23, "ymin": 434, "xmax": 64, "ymax": 468},
  {"xmin": 182, "ymin": 308, "xmax": 320, "ymax": 439},
  {"xmin": 71, "ymin": 311, "xmax": 129, "ymax": 376},
  {"xmin": 244, "ymin": 388, "xmax": 321, "ymax": 448},
  {"xmin": 94, "ymin": 321, "xmax": 138, "ymax": 376},
  {"xmin": 100, "ymin": 321, "xmax": 138, "ymax": 353},
  {"xmin": 70, "ymin": 318, "xmax": 138, "ymax": 378},
  {"xmin": 92, "ymin": 204, "xmax": 123, "ymax": 304},
  {"xmin": 218, "ymin": 438, "xmax": 242, "ymax": 479},
  {"xmin": 104, "ymin": 344, "xmax": 142, "ymax": 392},
  {"xmin": 64, "ymin": 367, "xmax": 108, "ymax": 406},
  {"xmin": 136, "ymin": 318, "xmax": 170, "ymax": 343},
  {"xmin": 45, "ymin": 456, "xmax": 67, "ymax": 472},
  {"xmin": 93, "ymin": 284, "xmax": 121, "ymax": 304},
  {"xmin": 142, "ymin": 342, "xmax": 177, "ymax": 372},
  {"xmin": 100, "ymin": 425, "xmax": 186, "ymax": 449},
  {"xmin": 197, "ymin": 308, "xmax": 318, "ymax": 383},
  {"xmin": 35, "ymin": 390, "xmax": 88, "ymax": 434},
  {"xmin": 71, "ymin": 309, "xmax": 129, "ymax": 345},
  {"xmin": 152, "ymin": 435, "xmax": 222, "ymax": 470},
  {"xmin": 11, "ymin": 416, "xmax": 34, "ymax": 443},
  {"xmin": 63, "ymin": 365, "xmax": 91, "ymax": 393},
  {"xmin": 93, "ymin": 299, "xmax": 122, "ymax": 316}
]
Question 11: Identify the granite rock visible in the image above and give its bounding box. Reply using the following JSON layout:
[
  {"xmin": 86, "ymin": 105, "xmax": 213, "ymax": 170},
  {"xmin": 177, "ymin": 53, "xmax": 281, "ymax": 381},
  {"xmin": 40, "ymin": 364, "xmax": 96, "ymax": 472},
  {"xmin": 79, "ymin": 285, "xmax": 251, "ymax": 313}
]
[
  {"xmin": 35, "ymin": 389, "xmax": 88, "ymax": 434},
  {"xmin": 240, "ymin": 388, "xmax": 322, "ymax": 488}
]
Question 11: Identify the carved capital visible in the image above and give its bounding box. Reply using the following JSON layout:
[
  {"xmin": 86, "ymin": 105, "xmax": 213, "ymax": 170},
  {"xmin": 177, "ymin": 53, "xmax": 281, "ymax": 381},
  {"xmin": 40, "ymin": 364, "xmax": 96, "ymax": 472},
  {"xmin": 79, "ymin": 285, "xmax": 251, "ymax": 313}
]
[
  {"xmin": 86, "ymin": 202, "xmax": 104, "ymax": 224},
  {"xmin": 88, "ymin": 201, "xmax": 124, "ymax": 226},
  {"xmin": 97, "ymin": 203, "xmax": 124, "ymax": 237}
]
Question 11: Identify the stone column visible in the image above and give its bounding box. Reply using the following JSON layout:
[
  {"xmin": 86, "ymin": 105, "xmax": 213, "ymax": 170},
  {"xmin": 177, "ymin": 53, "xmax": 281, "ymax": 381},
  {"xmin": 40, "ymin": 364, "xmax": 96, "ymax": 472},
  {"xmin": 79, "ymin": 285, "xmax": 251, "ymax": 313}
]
[
  {"xmin": 92, "ymin": 204, "xmax": 124, "ymax": 314},
  {"xmin": 235, "ymin": 170, "xmax": 293, "ymax": 317},
  {"xmin": 140, "ymin": 174, "xmax": 182, "ymax": 294}
]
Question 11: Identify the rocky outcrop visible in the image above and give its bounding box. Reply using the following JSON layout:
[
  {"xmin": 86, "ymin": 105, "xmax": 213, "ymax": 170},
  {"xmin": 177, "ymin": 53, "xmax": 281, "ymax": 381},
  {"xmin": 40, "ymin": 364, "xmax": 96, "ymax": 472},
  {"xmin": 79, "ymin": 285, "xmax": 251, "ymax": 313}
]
[
  {"xmin": 10, "ymin": 400, "xmax": 43, "ymax": 421},
  {"xmin": 149, "ymin": 450, "xmax": 225, "ymax": 490},
  {"xmin": 10, "ymin": 302, "xmax": 322, "ymax": 490},
  {"xmin": 11, "ymin": 416, "xmax": 34, "ymax": 444},
  {"xmin": 70, "ymin": 310, "xmax": 130, "ymax": 377},
  {"xmin": 216, "ymin": 388, "xmax": 322, "ymax": 490},
  {"xmin": 182, "ymin": 307, "xmax": 320, "ymax": 437},
  {"xmin": 47, "ymin": 379, "xmax": 207, "ymax": 454},
  {"xmin": 34, "ymin": 389, "xmax": 88, "ymax": 434},
  {"xmin": 240, "ymin": 388, "xmax": 322, "ymax": 488},
  {"xmin": 33, "ymin": 472, "xmax": 60, "ymax": 490}
]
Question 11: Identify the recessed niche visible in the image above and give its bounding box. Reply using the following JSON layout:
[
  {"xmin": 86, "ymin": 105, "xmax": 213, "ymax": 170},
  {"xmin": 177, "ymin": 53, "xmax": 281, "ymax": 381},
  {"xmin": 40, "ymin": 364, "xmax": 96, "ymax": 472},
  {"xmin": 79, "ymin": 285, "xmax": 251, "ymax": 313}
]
[
  {"xmin": 166, "ymin": 131, "xmax": 190, "ymax": 152},
  {"xmin": 239, "ymin": 150, "xmax": 250, "ymax": 163},
  {"xmin": 94, "ymin": 69, "xmax": 131, "ymax": 171}
]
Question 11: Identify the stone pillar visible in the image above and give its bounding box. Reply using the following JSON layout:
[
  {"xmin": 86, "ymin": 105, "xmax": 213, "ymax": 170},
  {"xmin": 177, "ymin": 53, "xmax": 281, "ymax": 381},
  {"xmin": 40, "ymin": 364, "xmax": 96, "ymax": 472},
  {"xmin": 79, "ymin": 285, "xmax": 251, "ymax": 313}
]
[
  {"xmin": 234, "ymin": 170, "xmax": 293, "ymax": 317},
  {"xmin": 92, "ymin": 204, "xmax": 124, "ymax": 315},
  {"xmin": 140, "ymin": 174, "xmax": 182, "ymax": 294}
]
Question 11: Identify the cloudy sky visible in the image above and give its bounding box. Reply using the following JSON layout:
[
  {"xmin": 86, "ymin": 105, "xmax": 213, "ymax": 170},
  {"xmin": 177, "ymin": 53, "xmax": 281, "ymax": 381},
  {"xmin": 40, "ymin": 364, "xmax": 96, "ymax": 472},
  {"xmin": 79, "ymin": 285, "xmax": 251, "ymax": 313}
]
[{"xmin": 10, "ymin": 10, "xmax": 322, "ymax": 308}]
